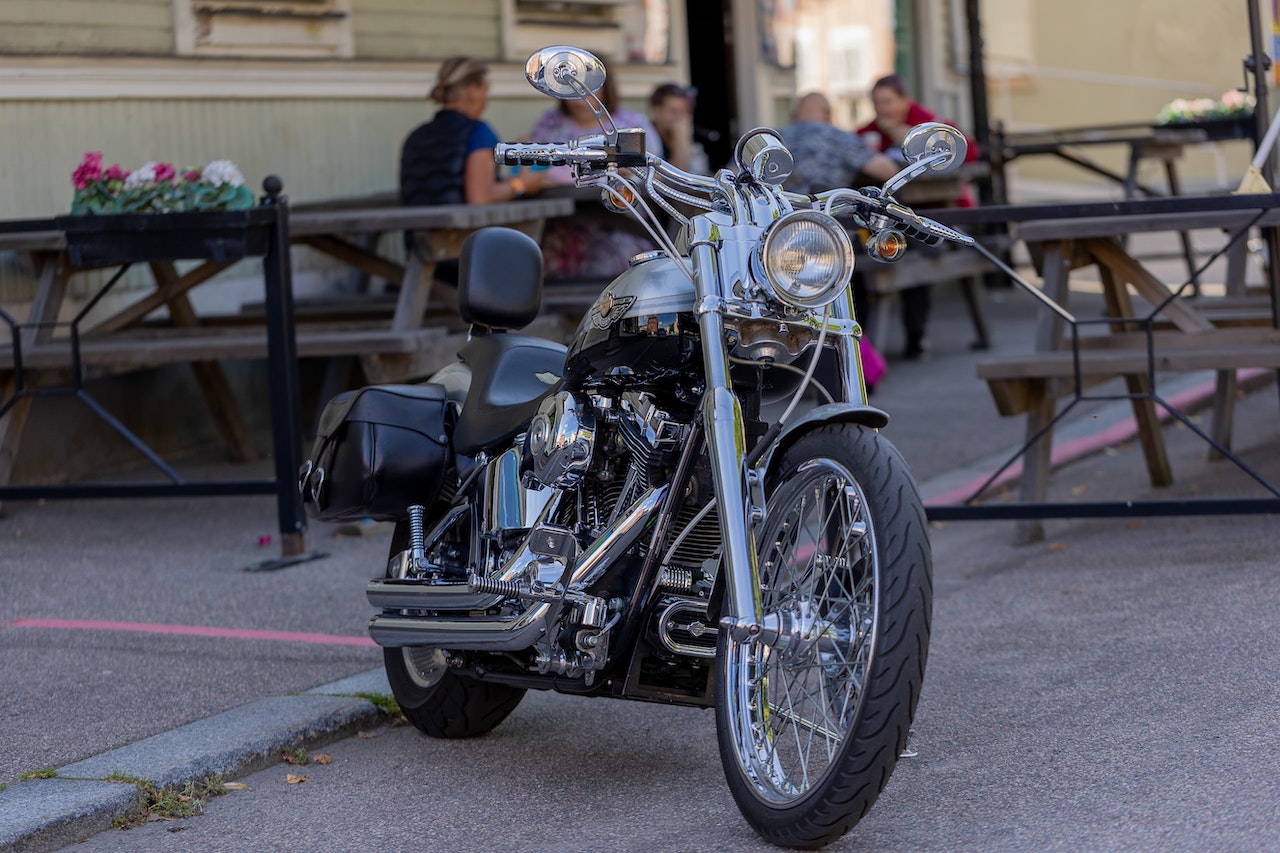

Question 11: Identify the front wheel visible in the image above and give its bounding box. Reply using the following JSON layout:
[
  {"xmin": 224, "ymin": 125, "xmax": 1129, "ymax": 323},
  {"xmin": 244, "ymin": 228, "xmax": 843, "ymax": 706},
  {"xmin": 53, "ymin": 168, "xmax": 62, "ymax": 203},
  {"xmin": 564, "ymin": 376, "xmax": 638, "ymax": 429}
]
[{"xmin": 715, "ymin": 425, "xmax": 932, "ymax": 848}]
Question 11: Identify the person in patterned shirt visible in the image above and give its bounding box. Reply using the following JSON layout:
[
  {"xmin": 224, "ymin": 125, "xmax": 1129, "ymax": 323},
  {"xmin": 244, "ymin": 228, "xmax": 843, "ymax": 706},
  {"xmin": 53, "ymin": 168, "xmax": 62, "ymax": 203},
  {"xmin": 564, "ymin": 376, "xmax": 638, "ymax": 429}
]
[{"xmin": 778, "ymin": 92, "xmax": 898, "ymax": 195}]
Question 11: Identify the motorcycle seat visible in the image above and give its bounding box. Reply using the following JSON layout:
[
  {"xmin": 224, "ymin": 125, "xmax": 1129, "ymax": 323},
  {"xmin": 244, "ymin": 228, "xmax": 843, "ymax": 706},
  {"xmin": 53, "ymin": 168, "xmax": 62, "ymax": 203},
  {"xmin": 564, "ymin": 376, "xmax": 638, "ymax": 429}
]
[{"xmin": 452, "ymin": 333, "xmax": 566, "ymax": 457}]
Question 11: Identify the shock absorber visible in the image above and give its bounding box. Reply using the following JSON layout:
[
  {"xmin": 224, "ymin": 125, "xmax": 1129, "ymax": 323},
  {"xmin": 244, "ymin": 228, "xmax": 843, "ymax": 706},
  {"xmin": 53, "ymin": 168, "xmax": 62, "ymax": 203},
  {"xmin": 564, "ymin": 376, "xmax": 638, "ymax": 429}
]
[{"xmin": 408, "ymin": 504, "xmax": 426, "ymax": 575}]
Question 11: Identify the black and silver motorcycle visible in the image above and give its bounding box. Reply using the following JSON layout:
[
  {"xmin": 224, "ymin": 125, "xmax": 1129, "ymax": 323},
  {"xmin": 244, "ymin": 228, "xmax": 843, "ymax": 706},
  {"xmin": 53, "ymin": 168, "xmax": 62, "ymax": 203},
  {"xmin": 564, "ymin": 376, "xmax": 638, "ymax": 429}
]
[{"xmin": 302, "ymin": 46, "xmax": 973, "ymax": 847}]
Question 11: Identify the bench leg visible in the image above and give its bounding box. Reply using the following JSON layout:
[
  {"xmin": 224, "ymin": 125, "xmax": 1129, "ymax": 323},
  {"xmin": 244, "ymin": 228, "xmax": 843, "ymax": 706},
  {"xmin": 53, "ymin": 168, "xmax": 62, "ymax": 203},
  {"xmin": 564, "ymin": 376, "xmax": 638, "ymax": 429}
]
[
  {"xmin": 1208, "ymin": 369, "xmax": 1237, "ymax": 460},
  {"xmin": 151, "ymin": 264, "xmax": 258, "ymax": 464},
  {"xmin": 1097, "ymin": 263, "xmax": 1173, "ymax": 487},
  {"xmin": 959, "ymin": 274, "xmax": 992, "ymax": 349},
  {"xmin": 1124, "ymin": 373, "xmax": 1174, "ymax": 487},
  {"xmin": 1015, "ymin": 379, "xmax": 1054, "ymax": 545},
  {"xmin": 0, "ymin": 380, "xmax": 33, "ymax": 500}
]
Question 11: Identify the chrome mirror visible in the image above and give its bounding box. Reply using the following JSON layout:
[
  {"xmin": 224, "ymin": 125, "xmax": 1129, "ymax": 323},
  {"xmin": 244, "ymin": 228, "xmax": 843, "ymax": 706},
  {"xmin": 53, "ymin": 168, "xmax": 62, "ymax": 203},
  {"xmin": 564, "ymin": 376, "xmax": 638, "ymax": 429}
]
[
  {"xmin": 734, "ymin": 128, "xmax": 794, "ymax": 186},
  {"xmin": 902, "ymin": 122, "xmax": 967, "ymax": 174},
  {"xmin": 525, "ymin": 46, "xmax": 607, "ymax": 101}
]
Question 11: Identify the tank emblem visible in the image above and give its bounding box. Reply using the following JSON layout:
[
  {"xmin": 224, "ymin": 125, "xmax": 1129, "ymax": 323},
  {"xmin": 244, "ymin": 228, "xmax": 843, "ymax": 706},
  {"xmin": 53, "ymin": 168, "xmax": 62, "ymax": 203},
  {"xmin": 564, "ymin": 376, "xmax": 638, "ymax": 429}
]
[{"xmin": 590, "ymin": 294, "xmax": 636, "ymax": 330}]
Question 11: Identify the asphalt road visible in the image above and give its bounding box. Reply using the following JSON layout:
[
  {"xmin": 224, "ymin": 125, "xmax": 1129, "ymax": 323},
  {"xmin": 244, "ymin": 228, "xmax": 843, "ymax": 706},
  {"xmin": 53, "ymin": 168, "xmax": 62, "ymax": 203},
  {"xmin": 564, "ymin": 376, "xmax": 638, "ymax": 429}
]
[
  {"xmin": 54, "ymin": 430, "xmax": 1280, "ymax": 851},
  {"xmin": 2, "ymin": 258, "xmax": 1277, "ymax": 850}
]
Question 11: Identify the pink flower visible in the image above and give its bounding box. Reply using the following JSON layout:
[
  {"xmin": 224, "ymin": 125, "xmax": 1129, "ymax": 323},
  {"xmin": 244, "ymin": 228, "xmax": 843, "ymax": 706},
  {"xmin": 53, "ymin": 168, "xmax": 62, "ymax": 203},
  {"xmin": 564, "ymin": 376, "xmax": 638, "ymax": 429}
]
[
  {"xmin": 183, "ymin": 170, "xmax": 202, "ymax": 182},
  {"xmin": 104, "ymin": 164, "xmax": 130, "ymax": 182},
  {"xmin": 154, "ymin": 162, "xmax": 176, "ymax": 183},
  {"xmin": 72, "ymin": 151, "xmax": 103, "ymax": 190}
]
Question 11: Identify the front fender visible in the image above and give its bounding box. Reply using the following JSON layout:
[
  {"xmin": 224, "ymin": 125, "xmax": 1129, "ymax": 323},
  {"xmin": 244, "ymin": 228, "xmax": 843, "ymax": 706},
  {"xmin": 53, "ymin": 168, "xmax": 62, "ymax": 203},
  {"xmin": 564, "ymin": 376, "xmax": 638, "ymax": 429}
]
[{"xmin": 753, "ymin": 402, "xmax": 889, "ymax": 479}]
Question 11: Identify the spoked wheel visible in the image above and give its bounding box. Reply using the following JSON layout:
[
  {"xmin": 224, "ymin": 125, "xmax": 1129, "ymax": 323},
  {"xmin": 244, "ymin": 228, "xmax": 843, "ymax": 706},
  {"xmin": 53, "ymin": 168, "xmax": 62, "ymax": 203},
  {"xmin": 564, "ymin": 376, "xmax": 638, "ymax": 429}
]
[
  {"xmin": 381, "ymin": 521, "xmax": 526, "ymax": 739},
  {"xmin": 715, "ymin": 425, "xmax": 932, "ymax": 848}
]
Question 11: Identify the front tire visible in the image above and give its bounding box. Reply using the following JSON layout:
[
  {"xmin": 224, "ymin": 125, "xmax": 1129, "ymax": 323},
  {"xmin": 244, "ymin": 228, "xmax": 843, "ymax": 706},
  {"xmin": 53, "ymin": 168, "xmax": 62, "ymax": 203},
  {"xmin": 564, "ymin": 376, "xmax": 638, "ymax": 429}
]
[
  {"xmin": 381, "ymin": 521, "xmax": 526, "ymax": 739},
  {"xmin": 715, "ymin": 425, "xmax": 932, "ymax": 848}
]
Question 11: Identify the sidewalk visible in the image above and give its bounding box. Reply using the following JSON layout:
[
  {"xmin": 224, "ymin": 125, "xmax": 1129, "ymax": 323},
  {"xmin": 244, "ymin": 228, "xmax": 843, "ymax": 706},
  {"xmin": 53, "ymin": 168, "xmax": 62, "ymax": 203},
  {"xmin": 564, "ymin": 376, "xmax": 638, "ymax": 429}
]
[{"xmin": 2, "ymin": 233, "xmax": 1277, "ymax": 850}]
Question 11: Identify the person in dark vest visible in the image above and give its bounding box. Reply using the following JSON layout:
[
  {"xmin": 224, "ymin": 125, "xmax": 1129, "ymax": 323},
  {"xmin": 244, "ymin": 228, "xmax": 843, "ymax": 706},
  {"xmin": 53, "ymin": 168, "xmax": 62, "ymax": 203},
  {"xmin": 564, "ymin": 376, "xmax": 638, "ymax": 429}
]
[
  {"xmin": 399, "ymin": 57, "xmax": 544, "ymax": 283},
  {"xmin": 400, "ymin": 56, "xmax": 543, "ymax": 206}
]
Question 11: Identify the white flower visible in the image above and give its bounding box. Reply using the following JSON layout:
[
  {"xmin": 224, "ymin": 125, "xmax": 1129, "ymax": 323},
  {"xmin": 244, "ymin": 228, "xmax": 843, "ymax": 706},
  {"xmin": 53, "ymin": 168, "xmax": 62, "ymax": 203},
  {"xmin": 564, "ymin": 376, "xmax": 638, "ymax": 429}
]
[
  {"xmin": 122, "ymin": 162, "xmax": 159, "ymax": 189},
  {"xmin": 201, "ymin": 160, "xmax": 245, "ymax": 188}
]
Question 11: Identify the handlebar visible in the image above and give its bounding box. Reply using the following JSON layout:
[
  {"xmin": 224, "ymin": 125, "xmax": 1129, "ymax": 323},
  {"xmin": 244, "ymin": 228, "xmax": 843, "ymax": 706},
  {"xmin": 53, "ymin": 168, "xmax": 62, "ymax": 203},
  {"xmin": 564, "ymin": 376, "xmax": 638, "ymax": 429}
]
[{"xmin": 496, "ymin": 136, "xmax": 973, "ymax": 250}]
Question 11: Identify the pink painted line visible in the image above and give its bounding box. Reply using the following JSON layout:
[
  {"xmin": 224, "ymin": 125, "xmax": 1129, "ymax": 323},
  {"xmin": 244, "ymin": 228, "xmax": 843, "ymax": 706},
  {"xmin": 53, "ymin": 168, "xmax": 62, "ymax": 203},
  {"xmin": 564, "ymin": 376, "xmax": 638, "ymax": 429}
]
[
  {"xmin": 11, "ymin": 618, "xmax": 378, "ymax": 648},
  {"xmin": 925, "ymin": 368, "xmax": 1269, "ymax": 507}
]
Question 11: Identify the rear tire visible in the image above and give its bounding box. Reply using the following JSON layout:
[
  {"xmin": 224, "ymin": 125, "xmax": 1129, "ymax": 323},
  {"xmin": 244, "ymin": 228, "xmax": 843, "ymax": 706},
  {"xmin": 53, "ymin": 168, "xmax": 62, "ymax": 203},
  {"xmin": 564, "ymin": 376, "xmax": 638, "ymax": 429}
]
[
  {"xmin": 715, "ymin": 425, "xmax": 932, "ymax": 848},
  {"xmin": 384, "ymin": 646, "xmax": 525, "ymax": 738},
  {"xmin": 381, "ymin": 521, "xmax": 526, "ymax": 739}
]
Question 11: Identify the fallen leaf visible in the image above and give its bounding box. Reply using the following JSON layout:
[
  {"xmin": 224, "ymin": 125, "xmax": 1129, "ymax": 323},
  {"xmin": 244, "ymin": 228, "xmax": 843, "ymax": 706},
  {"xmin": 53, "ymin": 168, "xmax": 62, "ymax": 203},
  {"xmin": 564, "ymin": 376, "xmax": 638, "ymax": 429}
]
[
  {"xmin": 282, "ymin": 752, "xmax": 308, "ymax": 766},
  {"xmin": 285, "ymin": 774, "xmax": 309, "ymax": 785},
  {"xmin": 1070, "ymin": 485, "xmax": 1087, "ymax": 496},
  {"xmin": 1048, "ymin": 542, "xmax": 1068, "ymax": 551},
  {"xmin": 357, "ymin": 731, "xmax": 378, "ymax": 739},
  {"xmin": 146, "ymin": 812, "xmax": 176, "ymax": 822},
  {"xmin": 224, "ymin": 782, "xmax": 249, "ymax": 791},
  {"xmin": 1126, "ymin": 522, "xmax": 1141, "ymax": 530},
  {"xmin": 312, "ymin": 754, "xmax": 334, "ymax": 765}
]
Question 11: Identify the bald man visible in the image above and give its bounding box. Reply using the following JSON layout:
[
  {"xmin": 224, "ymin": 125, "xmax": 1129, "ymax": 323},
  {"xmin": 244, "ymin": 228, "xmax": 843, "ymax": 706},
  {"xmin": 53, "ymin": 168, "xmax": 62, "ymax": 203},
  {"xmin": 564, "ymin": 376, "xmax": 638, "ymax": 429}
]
[{"xmin": 779, "ymin": 92, "xmax": 898, "ymax": 194}]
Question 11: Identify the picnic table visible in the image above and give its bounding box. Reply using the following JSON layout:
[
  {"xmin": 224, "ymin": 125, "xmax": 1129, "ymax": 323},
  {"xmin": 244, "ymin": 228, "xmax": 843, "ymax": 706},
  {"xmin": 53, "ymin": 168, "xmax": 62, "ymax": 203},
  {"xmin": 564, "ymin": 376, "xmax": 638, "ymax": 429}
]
[
  {"xmin": 930, "ymin": 194, "xmax": 1280, "ymax": 537},
  {"xmin": 0, "ymin": 189, "xmax": 576, "ymax": 561}
]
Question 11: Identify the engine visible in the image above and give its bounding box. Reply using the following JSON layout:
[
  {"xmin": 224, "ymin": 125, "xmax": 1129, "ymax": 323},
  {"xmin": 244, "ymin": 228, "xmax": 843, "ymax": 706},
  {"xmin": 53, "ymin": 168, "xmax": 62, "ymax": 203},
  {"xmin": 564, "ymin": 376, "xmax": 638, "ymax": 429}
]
[{"xmin": 519, "ymin": 389, "xmax": 721, "ymax": 668}]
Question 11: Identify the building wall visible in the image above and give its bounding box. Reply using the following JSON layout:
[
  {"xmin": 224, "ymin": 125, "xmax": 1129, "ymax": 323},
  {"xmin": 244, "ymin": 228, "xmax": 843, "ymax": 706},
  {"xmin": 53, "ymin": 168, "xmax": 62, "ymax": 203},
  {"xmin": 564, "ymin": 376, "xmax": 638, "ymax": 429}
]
[
  {"xmin": 0, "ymin": 1, "xmax": 684, "ymax": 304},
  {"xmin": 977, "ymin": 0, "xmax": 1264, "ymax": 193}
]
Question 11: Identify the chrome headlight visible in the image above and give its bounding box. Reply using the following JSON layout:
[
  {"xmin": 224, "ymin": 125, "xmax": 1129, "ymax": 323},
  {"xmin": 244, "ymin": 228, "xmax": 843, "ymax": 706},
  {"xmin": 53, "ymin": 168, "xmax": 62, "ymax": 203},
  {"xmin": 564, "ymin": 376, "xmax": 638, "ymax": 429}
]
[{"xmin": 759, "ymin": 210, "xmax": 855, "ymax": 310}]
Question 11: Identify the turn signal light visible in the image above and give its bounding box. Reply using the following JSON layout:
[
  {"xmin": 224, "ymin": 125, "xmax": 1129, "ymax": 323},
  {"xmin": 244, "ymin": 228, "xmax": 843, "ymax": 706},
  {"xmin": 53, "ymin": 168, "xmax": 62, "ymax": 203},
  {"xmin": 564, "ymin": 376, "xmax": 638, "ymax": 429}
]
[
  {"xmin": 602, "ymin": 184, "xmax": 636, "ymax": 213},
  {"xmin": 866, "ymin": 229, "xmax": 907, "ymax": 262}
]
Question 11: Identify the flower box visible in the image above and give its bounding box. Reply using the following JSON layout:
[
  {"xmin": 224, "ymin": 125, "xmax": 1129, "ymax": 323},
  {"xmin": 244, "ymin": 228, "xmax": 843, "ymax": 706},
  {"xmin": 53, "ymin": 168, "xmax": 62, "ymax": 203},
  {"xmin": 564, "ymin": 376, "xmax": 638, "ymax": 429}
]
[
  {"xmin": 54, "ymin": 209, "xmax": 275, "ymax": 267},
  {"xmin": 1155, "ymin": 115, "xmax": 1256, "ymax": 143}
]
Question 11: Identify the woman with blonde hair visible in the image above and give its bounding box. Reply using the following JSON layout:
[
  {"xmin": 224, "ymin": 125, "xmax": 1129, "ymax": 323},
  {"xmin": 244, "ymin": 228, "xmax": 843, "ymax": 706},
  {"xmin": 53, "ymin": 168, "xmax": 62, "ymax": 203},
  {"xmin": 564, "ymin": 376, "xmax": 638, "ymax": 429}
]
[{"xmin": 400, "ymin": 56, "xmax": 543, "ymax": 206}]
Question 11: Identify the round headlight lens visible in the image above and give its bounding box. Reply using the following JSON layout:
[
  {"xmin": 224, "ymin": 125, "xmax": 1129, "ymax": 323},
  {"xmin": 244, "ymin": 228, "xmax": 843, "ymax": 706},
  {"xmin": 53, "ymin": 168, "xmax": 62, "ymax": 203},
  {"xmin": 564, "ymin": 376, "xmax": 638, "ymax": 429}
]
[{"xmin": 760, "ymin": 211, "xmax": 855, "ymax": 310}]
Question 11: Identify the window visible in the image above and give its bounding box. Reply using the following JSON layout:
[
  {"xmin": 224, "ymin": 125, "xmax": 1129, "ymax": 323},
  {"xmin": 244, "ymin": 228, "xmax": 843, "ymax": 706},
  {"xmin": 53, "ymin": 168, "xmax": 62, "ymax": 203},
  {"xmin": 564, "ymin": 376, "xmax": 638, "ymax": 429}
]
[
  {"xmin": 173, "ymin": 0, "xmax": 354, "ymax": 59},
  {"xmin": 503, "ymin": 0, "xmax": 672, "ymax": 65}
]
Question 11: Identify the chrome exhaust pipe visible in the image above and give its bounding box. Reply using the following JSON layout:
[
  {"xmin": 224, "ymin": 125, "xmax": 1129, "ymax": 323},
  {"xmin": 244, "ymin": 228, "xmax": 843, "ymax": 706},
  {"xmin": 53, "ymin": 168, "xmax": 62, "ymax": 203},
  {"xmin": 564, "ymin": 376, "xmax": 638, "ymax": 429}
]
[{"xmin": 368, "ymin": 484, "xmax": 668, "ymax": 650}]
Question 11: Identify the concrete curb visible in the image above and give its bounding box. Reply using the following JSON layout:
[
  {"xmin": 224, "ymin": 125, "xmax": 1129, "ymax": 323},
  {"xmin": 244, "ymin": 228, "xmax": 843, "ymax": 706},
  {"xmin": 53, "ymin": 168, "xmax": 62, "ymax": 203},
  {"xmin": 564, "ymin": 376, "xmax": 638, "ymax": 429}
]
[{"xmin": 0, "ymin": 668, "xmax": 390, "ymax": 853}]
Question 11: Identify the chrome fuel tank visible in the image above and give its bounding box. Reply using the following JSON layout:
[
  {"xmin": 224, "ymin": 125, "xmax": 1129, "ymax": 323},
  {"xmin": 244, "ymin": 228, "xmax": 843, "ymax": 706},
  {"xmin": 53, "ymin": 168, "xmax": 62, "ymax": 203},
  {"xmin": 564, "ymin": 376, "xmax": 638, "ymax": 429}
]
[{"xmin": 563, "ymin": 253, "xmax": 701, "ymax": 387}]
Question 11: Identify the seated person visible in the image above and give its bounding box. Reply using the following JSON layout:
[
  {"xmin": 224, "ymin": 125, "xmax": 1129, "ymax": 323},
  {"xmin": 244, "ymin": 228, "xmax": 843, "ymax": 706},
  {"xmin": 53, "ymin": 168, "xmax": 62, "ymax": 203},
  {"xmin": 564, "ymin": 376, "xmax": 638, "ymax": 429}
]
[
  {"xmin": 399, "ymin": 57, "xmax": 544, "ymax": 285},
  {"xmin": 648, "ymin": 82, "xmax": 710, "ymax": 174},
  {"xmin": 857, "ymin": 75, "xmax": 981, "ymax": 359},
  {"xmin": 400, "ymin": 56, "xmax": 544, "ymax": 207},
  {"xmin": 779, "ymin": 92, "xmax": 900, "ymax": 194},
  {"xmin": 527, "ymin": 72, "xmax": 661, "ymax": 282}
]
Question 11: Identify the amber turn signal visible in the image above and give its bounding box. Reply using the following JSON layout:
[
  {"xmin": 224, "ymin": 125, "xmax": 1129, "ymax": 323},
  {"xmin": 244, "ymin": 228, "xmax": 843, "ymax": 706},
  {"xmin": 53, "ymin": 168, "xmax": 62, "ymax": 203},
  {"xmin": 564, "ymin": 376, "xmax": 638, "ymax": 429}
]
[{"xmin": 866, "ymin": 229, "xmax": 908, "ymax": 262}]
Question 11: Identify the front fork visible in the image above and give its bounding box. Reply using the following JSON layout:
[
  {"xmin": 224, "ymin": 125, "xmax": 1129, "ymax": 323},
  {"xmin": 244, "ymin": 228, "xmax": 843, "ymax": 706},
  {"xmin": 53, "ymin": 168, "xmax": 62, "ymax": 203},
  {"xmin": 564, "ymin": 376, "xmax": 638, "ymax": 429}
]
[{"xmin": 689, "ymin": 218, "xmax": 867, "ymax": 642}]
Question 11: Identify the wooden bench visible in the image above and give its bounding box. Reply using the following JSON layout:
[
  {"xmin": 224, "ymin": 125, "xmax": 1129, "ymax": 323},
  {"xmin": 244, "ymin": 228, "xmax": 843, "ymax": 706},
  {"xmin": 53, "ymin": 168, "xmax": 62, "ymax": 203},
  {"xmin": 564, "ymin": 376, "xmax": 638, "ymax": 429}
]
[
  {"xmin": 932, "ymin": 195, "xmax": 1280, "ymax": 538},
  {"xmin": 859, "ymin": 232, "xmax": 1011, "ymax": 350},
  {"xmin": 979, "ymin": 328, "xmax": 1280, "ymax": 417}
]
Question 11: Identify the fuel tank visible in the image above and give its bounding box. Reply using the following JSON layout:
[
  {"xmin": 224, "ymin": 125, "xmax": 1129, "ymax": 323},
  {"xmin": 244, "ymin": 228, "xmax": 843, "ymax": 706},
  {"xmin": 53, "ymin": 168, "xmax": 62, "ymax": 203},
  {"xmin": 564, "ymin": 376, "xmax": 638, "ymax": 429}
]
[{"xmin": 563, "ymin": 252, "xmax": 701, "ymax": 387}]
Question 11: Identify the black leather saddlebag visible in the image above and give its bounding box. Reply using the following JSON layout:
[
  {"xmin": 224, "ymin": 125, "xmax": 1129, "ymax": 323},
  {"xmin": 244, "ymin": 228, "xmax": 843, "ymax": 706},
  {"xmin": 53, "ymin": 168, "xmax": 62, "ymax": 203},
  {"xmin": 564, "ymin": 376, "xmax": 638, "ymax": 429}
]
[{"xmin": 300, "ymin": 383, "xmax": 454, "ymax": 523}]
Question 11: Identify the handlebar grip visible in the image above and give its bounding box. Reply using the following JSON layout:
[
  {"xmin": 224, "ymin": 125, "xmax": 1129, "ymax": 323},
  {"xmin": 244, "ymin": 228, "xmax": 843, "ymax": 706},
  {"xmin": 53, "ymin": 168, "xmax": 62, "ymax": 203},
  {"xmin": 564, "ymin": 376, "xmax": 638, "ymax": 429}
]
[
  {"xmin": 915, "ymin": 215, "xmax": 974, "ymax": 246},
  {"xmin": 495, "ymin": 142, "xmax": 572, "ymax": 167}
]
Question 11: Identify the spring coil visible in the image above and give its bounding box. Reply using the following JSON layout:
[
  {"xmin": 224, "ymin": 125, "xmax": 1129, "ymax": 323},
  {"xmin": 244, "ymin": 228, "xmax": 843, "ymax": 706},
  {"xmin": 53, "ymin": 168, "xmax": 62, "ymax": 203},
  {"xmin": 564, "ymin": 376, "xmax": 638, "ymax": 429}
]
[{"xmin": 467, "ymin": 575, "xmax": 524, "ymax": 597}]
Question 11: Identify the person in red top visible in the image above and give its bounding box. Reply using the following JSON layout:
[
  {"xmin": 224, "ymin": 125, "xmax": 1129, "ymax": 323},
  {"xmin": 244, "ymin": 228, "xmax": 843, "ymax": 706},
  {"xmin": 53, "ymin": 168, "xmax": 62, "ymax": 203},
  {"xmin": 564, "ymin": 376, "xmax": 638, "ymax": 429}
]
[{"xmin": 856, "ymin": 74, "xmax": 980, "ymax": 358}]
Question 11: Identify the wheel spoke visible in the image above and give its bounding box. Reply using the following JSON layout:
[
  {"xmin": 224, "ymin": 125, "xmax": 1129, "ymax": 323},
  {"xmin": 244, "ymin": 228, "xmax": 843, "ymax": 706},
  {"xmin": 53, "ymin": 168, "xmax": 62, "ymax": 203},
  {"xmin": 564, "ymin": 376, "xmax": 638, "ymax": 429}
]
[{"xmin": 724, "ymin": 454, "xmax": 887, "ymax": 807}]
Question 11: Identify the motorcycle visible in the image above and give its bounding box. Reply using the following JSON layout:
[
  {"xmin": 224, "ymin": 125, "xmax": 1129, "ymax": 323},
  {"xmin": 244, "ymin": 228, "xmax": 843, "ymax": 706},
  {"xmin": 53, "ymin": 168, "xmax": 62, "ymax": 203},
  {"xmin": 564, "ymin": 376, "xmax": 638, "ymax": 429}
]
[{"xmin": 302, "ymin": 46, "xmax": 974, "ymax": 847}]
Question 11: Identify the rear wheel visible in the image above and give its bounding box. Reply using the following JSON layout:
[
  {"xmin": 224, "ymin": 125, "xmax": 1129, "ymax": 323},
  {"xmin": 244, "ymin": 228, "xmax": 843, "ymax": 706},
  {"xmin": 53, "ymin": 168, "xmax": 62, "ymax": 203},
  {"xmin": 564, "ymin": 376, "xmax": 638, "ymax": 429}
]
[
  {"xmin": 715, "ymin": 425, "xmax": 932, "ymax": 848},
  {"xmin": 381, "ymin": 521, "xmax": 526, "ymax": 738},
  {"xmin": 384, "ymin": 645, "xmax": 525, "ymax": 738}
]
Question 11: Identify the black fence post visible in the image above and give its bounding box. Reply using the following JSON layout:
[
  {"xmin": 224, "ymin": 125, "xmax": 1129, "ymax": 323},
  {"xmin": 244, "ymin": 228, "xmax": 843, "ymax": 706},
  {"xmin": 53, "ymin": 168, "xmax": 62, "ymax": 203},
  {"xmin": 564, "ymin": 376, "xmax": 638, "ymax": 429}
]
[{"xmin": 259, "ymin": 176, "xmax": 307, "ymax": 557}]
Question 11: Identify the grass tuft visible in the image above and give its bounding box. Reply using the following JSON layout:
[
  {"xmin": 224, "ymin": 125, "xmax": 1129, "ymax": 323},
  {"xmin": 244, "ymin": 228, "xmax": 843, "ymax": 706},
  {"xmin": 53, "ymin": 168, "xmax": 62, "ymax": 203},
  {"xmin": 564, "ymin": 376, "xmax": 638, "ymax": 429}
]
[
  {"xmin": 110, "ymin": 775, "xmax": 225, "ymax": 830},
  {"xmin": 18, "ymin": 769, "xmax": 56, "ymax": 781}
]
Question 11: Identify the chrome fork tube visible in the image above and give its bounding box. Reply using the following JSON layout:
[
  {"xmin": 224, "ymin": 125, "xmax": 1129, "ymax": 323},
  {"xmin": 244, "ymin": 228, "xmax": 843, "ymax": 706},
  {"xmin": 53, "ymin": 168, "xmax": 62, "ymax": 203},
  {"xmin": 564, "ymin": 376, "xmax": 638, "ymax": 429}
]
[
  {"xmin": 829, "ymin": 285, "xmax": 869, "ymax": 405},
  {"xmin": 690, "ymin": 218, "xmax": 763, "ymax": 636}
]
